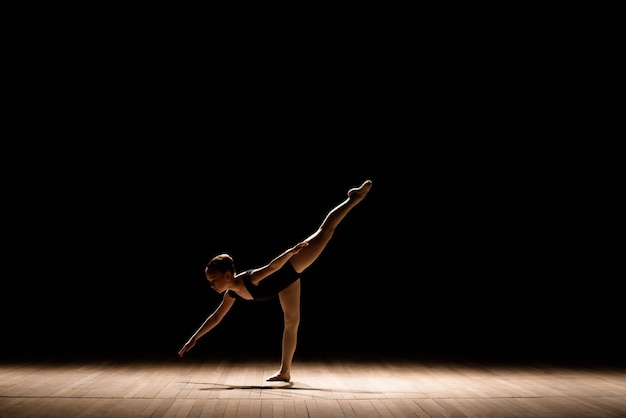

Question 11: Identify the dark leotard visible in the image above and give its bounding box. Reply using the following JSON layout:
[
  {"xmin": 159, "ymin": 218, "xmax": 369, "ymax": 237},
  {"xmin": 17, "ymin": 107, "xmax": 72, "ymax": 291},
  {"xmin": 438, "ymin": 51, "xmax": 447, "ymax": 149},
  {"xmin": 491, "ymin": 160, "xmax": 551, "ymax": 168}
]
[{"xmin": 228, "ymin": 261, "xmax": 301, "ymax": 301}]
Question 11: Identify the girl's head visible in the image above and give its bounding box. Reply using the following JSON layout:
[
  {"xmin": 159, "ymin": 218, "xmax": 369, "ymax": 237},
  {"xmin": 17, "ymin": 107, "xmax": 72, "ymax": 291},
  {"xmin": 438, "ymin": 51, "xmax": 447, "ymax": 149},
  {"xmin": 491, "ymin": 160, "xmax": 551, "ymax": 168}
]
[
  {"xmin": 205, "ymin": 253, "xmax": 235, "ymax": 294},
  {"xmin": 206, "ymin": 253, "xmax": 235, "ymax": 275}
]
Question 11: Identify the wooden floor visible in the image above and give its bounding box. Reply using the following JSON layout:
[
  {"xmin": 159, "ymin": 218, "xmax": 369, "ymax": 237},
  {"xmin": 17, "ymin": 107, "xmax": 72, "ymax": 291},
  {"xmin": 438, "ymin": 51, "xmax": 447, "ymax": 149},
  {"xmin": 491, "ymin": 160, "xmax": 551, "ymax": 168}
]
[{"xmin": 1, "ymin": 358, "xmax": 625, "ymax": 417}]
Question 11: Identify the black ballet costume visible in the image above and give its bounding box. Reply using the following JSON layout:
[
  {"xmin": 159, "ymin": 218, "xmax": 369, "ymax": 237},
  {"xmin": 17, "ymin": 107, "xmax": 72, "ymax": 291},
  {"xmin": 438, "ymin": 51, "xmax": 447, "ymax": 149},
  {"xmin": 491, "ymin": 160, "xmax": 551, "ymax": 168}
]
[{"xmin": 227, "ymin": 261, "xmax": 301, "ymax": 301}]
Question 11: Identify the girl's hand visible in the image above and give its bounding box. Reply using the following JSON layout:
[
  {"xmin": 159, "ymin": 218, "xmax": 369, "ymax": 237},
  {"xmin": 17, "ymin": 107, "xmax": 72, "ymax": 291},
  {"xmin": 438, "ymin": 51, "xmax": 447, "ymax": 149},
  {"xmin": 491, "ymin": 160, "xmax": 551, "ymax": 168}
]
[
  {"xmin": 291, "ymin": 241, "xmax": 309, "ymax": 254},
  {"xmin": 178, "ymin": 339, "xmax": 196, "ymax": 357}
]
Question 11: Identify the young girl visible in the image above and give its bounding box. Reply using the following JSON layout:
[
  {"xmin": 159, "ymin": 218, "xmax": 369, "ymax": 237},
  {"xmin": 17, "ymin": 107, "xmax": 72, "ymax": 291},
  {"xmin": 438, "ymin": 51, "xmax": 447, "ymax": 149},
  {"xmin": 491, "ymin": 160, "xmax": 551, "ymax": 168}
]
[{"xmin": 178, "ymin": 179, "xmax": 372, "ymax": 382}]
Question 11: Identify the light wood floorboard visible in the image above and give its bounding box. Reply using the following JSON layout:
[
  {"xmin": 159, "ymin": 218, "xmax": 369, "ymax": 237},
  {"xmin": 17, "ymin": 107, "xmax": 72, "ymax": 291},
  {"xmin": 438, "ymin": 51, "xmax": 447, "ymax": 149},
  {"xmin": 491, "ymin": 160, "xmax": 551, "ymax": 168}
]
[{"xmin": 0, "ymin": 358, "xmax": 624, "ymax": 417}]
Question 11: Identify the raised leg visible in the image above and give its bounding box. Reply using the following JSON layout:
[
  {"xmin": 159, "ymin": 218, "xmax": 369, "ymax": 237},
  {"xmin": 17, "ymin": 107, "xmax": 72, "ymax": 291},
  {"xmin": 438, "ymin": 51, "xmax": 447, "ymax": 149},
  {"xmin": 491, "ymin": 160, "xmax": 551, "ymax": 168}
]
[{"xmin": 289, "ymin": 179, "xmax": 372, "ymax": 274}]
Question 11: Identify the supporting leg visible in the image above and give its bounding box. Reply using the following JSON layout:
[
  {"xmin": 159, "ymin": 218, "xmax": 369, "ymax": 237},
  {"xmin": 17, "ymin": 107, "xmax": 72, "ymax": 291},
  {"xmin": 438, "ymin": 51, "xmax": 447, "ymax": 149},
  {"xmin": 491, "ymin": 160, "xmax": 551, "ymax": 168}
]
[{"xmin": 267, "ymin": 279, "xmax": 301, "ymax": 382}]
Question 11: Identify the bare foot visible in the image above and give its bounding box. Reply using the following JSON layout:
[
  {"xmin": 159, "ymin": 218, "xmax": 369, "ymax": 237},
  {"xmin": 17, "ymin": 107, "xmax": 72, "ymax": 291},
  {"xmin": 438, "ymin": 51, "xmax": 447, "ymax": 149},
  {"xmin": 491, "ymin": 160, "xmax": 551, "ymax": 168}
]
[
  {"xmin": 347, "ymin": 179, "xmax": 372, "ymax": 202},
  {"xmin": 266, "ymin": 372, "xmax": 290, "ymax": 382}
]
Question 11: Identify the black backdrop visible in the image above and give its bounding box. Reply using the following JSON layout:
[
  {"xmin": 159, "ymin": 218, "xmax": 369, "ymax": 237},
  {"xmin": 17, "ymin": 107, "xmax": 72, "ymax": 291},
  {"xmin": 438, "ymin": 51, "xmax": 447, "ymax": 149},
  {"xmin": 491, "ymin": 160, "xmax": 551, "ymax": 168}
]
[
  {"xmin": 4, "ymin": 17, "xmax": 621, "ymax": 368},
  {"xmin": 3, "ymin": 140, "xmax": 621, "ymax": 367}
]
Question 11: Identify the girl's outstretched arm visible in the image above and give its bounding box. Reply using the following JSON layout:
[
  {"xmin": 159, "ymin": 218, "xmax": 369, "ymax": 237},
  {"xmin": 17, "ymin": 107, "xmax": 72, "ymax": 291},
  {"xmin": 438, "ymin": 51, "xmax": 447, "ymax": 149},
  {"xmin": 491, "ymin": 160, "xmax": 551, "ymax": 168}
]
[
  {"xmin": 249, "ymin": 242, "xmax": 308, "ymax": 285},
  {"xmin": 178, "ymin": 292, "xmax": 236, "ymax": 357}
]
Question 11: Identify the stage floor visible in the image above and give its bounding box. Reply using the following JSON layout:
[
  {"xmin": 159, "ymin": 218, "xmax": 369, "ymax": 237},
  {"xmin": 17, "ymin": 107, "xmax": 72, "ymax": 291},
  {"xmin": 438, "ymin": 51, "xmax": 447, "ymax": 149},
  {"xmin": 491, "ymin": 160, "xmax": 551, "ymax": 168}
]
[{"xmin": 1, "ymin": 358, "xmax": 625, "ymax": 417}]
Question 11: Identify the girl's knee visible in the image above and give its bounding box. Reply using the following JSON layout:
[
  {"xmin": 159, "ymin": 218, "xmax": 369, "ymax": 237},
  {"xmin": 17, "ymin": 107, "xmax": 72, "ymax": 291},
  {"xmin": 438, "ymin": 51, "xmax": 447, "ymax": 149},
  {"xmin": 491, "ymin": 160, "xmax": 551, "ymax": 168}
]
[{"xmin": 284, "ymin": 315, "xmax": 300, "ymax": 329}]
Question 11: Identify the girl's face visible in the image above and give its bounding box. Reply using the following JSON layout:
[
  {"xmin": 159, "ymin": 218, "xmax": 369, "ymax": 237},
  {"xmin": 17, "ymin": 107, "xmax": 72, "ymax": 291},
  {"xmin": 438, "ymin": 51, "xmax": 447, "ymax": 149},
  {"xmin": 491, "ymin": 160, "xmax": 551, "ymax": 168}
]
[{"xmin": 205, "ymin": 268, "xmax": 231, "ymax": 294}]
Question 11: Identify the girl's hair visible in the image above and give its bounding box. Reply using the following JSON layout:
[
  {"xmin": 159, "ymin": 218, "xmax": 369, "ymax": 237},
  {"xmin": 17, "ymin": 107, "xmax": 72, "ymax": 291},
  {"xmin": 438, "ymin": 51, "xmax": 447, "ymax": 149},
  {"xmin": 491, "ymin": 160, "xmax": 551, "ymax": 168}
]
[{"xmin": 206, "ymin": 253, "xmax": 235, "ymax": 274}]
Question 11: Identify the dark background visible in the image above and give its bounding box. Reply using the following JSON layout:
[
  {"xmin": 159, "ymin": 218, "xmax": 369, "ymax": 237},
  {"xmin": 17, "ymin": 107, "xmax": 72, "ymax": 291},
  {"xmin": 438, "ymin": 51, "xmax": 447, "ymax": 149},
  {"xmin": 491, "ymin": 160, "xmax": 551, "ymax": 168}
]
[
  {"xmin": 3, "ymin": 140, "xmax": 621, "ymax": 367},
  {"xmin": 2, "ymin": 25, "xmax": 621, "ymax": 367}
]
